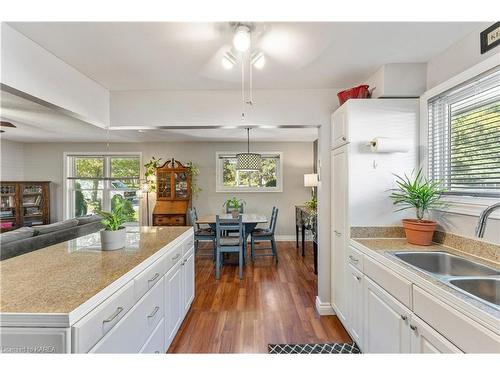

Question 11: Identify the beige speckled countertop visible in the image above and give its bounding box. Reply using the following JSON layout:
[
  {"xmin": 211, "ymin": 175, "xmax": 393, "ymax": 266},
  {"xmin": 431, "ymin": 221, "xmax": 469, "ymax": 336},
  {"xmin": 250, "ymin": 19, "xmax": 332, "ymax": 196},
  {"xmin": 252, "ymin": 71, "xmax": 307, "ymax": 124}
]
[
  {"xmin": 351, "ymin": 238, "xmax": 500, "ymax": 321},
  {"xmin": 0, "ymin": 226, "xmax": 190, "ymax": 315}
]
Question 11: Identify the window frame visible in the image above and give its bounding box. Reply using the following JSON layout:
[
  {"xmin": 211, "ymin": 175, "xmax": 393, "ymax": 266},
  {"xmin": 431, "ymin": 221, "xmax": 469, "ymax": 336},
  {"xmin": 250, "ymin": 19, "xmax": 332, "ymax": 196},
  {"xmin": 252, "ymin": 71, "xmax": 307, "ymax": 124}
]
[
  {"xmin": 63, "ymin": 152, "xmax": 142, "ymax": 222},
  {"xmin": 215, "ymin": 151, "xmax": 284, "ymax": 193},
  {"xmin": 420, "ymin": 55, "xmax": 500, "ymax": 219}
]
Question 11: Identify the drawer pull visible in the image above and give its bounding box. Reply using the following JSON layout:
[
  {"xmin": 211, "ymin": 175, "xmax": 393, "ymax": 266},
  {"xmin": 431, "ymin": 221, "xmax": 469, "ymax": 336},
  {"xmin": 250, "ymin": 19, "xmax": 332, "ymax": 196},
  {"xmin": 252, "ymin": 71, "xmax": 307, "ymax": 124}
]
[
  {"xmin": 172, "ymin": 254, "xmax": 181, "ymax": 261},
  {"xmin": 148, "ymin": 273, "xmax": 160, "ymax": 284},
  {"xmin": 410, "ymin": 324, "xmax": 417, "ymax": 332},
  {"xmin": 103, "ymin": 306, "xmax": 124, "ymax": 324},
  {"xmin": 401, "ymin": 315, "xmax": 408, "ymax": 321},
  {"xmin": 355, "ymin": 275, "xmax": 361, "ymax": 281},
  {"xmin": 155, "ymin": 351, "xmax": 160, "ymax": 354},
  {"xmin": 349, "ymin": 255, "xmax": 359, "ymax": 264},
  {"xmin": 148, "ymin": 306, "xmax": 160, "ymax": 319},
  {"xmin": 334, "ymin": 230, "xmax": 342, "ymax": 237}
]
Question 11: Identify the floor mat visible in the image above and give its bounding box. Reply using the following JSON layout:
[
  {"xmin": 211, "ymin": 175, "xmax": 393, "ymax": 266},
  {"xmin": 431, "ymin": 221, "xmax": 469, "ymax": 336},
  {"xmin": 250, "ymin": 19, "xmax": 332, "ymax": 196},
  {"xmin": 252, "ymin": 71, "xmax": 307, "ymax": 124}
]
[{"xmin": 268, "ymin": 342, "xmax": 361, "ymax": 354}]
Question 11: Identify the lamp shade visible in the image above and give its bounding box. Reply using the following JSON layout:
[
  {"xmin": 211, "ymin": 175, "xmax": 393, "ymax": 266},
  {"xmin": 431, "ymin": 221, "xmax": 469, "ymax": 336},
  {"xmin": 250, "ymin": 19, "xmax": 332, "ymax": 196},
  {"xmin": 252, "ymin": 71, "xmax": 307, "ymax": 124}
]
[
  {"xmin": 304, "ymin": 173, "xmax": 318, "ymax": 187},
  {"xmin": 236, "ymin": 152, "xmax": 262, "ymax": 171}
]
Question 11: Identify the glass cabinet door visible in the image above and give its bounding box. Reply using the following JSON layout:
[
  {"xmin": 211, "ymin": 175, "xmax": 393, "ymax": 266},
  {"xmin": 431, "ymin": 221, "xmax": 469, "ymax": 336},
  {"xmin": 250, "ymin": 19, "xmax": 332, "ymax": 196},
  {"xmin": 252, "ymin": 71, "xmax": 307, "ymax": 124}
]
[
  {"xmin": 157, "ymin": 171, "xmax": 172, "ymax": 199},
  {"xmin": 21, "ymin": 183, "xmax": 45, "ymax": 226},
  {"xmin": 175, "ymin": 172, "xmax": 189, "ymax": 199},
  {"xmin": 0, "ymin": 184, "xmax": 17, "ymax": 230}
]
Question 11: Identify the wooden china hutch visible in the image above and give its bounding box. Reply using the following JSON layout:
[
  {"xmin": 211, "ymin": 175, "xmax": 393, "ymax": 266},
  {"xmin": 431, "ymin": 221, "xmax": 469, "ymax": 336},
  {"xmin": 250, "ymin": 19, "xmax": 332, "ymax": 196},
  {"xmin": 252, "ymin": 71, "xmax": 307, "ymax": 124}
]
[
  {"xmin": 152, "ymin": 159, "xmax": 191, "ymax": 226},
  {"xmin": 0, "ymin": 181, "xmax": 50, "ymax": 232}
]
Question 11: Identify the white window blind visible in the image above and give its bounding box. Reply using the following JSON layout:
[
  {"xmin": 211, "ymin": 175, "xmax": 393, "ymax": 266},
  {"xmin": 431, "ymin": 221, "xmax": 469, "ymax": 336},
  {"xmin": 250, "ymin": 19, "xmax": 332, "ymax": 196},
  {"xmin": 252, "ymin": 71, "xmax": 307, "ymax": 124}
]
[{"xmin": 428, "ymin": 66, "xmax": 500, "ymax": 197}]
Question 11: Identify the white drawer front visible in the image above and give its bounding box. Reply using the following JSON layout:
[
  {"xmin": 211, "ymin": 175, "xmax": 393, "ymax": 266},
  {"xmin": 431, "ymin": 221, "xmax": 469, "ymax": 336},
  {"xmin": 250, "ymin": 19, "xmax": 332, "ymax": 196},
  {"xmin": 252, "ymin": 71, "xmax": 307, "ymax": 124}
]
[
  {"xmin": 183, "ymin": 235, "xmax": 194, "ymax": 255},
  {"xmin": 364, "ymin": 255, "xmax": 412, "ymax": 308},
  {"xmin": 413, "ymin": 286, "xmax": 500, "ymax": 353},
  {"xmin": 347, "ymin": 246, "xmax": 364, "ymax": 272},
  {"xmin": 165, "ymin": 244, "xmax": 183, "ymax": 272},
  {"xmin": 72, "ymin": 281, "xmax": 135, "ymax": 353},
  {"xmin": 89, "ymin": 279, "xmax": 165, "ymax": 353},
  {"xmin": 134, "ymin": 255, "xmax": 165, "ymax": 301},
  {"xmin": 140, "ymin": 318, "xmax": 165, "ymax": 354}
]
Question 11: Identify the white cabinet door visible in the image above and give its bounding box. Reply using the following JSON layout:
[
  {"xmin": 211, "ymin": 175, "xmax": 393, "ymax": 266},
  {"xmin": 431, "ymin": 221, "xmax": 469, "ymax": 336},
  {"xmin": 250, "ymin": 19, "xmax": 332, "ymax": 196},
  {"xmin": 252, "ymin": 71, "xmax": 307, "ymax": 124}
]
[
  {"xmin": 346, "ymin": 263, "xmax": 364, "ymax": 349},
  {"xmin": 165, "ymin": 261, "xmax": 183, "ymax": 348},
  {"xmin": 330, "ymin": 147, "xmax": 348, "ymax": 323},
  {"xmin": 331, "ymin": 106, "xmax": 348, "ymax": 149},
  {"xmin": 182, "ymin": 248, "xmax": 195, "ymax": 315},
  {"xmin": 410, "ymin": 315, "xmax": 462, "ymax": 353},
  {"xmin": 363, "ymin": 276, "xmax": 411, "ymax": 353}
]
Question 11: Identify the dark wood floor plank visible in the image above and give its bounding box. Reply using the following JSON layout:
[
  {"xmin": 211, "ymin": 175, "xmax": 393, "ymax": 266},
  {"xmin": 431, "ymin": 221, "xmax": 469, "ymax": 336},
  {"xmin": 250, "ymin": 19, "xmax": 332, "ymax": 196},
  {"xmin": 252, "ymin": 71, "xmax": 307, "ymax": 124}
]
[{"xmin": 168, "ymin": 241, "xmax": 351, "ymax": 353}]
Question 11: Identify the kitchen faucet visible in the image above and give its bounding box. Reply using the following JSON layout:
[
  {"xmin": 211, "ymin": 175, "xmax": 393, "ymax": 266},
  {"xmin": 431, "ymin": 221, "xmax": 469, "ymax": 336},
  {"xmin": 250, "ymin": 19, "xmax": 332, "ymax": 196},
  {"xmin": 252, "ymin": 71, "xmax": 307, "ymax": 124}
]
[{"xmin": 475, "ymin": 202, "xmax": 500, "ymax": 238}]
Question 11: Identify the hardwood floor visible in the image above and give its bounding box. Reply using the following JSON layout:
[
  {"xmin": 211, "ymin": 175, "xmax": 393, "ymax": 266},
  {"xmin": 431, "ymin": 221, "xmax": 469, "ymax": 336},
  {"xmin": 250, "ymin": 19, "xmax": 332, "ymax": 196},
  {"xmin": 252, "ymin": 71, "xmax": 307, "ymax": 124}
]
[{"xmin": 168, "ymin": 241, "xmax": 351, "ymax": 353}]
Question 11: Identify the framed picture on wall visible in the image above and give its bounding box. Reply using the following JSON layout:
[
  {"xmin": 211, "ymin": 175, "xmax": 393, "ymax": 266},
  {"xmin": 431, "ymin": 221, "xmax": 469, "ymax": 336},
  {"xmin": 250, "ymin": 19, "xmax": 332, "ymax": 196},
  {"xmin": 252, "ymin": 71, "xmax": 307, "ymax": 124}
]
[{"xmin": 480, "ymin": 22, "xmax": 500, "ymax": 54}]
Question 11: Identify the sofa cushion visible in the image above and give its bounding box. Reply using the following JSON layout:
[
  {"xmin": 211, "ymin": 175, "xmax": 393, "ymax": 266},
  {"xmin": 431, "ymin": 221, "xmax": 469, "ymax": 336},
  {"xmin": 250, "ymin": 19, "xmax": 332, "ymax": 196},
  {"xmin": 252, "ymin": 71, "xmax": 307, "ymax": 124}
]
[
  {"xmin": 33, "ymin": 219, "xmax": 79, "ymax": 235},
  {"xmin": 76, "ymin": 215, "xmax": 102, "ymax": 226},
  {"xmin": 0, "ymin": 227, "xmax": 36, "ymax": 245}
]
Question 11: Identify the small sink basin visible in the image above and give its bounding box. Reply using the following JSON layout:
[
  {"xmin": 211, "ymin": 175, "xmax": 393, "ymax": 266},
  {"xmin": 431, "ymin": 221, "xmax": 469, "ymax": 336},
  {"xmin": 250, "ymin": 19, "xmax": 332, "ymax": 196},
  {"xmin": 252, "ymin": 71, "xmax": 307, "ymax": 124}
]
[
  {"xmin": 392, "ymin": 251, "xmax": 499, "ymax": 277},
  {"xmin": 449, "ymin": 277, "xmax": 500, "ymax": 307}
]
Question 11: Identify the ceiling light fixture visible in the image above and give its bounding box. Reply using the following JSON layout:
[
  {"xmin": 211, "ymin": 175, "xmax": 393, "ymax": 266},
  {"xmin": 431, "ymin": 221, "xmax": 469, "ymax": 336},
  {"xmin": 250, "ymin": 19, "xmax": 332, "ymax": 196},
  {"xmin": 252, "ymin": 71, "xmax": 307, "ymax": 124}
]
[
  {"xmin": 222, "ymin": 51, "xmax": 236, "ymax": 70},
  {"xmin": 236, "ymin": 128, "xmax": 262, "ymax": 171},
  {"xmin": 233, "ymin": 25, "xmax": 251, "ymax": 52},
  {"xmin": 251, "ymin": 51, "xmax": 265, "ymax": 70}
]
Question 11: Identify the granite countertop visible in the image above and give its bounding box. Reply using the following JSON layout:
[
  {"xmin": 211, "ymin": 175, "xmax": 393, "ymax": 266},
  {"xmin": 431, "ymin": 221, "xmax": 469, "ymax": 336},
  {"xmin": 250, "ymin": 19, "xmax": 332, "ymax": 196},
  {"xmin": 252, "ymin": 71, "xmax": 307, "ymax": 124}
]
[
  {"xmin": 352, "ymin": 237, "xmax": 500, "ymax": 320},
  {"xmin": 0, "ymin": 226, "xmax": 190, "ymax": 314}
]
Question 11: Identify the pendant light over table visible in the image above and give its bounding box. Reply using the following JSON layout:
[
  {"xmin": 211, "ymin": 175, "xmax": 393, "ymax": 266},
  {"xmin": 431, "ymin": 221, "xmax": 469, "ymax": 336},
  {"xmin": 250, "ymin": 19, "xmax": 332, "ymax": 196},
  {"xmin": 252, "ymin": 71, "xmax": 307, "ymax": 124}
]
[{"xmin": 236, "ymin": 128, "xmax": 262, "ymax": 171}]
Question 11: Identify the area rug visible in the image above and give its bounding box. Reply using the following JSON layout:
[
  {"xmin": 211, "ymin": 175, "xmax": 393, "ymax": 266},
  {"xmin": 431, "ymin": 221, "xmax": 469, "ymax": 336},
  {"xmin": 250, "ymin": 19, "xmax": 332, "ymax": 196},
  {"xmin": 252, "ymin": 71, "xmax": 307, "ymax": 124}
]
[{"xmin": 268, "ymin": 342, "xmax": 361, "ymax": 354}]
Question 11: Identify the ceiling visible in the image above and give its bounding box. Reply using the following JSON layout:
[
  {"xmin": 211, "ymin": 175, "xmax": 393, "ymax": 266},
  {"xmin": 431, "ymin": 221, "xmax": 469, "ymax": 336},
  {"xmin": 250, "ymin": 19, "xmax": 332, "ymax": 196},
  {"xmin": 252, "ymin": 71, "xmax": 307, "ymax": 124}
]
[
  {"xmin": 0, "ymin": 90, "xmax": 317, "ymax": 142},
  {"xmin": 8, "ymin": 22, "xmax": 485, "ymax": 91}
]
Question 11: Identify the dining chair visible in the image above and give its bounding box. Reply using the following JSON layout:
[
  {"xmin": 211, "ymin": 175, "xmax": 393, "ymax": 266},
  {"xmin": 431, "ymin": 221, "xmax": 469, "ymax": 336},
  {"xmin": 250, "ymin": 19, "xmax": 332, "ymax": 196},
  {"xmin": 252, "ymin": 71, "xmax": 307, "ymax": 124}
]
[
  {"xmin": 215, "ymin": 215, "xmax": 244, "ymax": 279},
  {"xmin": 250, "ymin": 207, "xmax": 278, "ymax": 263},
  {"xmin": 189, "ymin": 208, "xmax": 216, "ymax": 259}
]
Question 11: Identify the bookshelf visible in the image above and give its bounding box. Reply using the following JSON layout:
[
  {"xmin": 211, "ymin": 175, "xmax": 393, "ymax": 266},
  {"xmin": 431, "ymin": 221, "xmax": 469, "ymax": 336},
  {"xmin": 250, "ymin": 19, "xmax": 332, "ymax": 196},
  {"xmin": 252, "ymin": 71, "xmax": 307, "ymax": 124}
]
[{"xmin": 0, "ymin": 181, "xmax": 50, "ymax": 232}]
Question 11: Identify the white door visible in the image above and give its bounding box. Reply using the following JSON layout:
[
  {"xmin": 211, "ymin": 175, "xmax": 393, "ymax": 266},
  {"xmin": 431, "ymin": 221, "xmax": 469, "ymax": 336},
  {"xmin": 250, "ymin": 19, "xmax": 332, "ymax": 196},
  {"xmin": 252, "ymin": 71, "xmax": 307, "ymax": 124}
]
[
  {"xmin": 182, "ymin": 249, "xmax": 195, "ymax": 315},
  {"xmin": 165, "ymin": 261, "xmax": 183, "ymax": 347},
  {"xmin": 347, "ymin": 263, "xmax": 364, "ymax": 349},
  {"xmin": 363, "ymin": 276, "xmax": 411, "ymax": 353},
  {"xmin": 410, "ymin": 315, "xmax": 462, "ymax": 353},
  {"xmin": 330, "ymin": 147, "xmax": 348, "ymax": 323}
]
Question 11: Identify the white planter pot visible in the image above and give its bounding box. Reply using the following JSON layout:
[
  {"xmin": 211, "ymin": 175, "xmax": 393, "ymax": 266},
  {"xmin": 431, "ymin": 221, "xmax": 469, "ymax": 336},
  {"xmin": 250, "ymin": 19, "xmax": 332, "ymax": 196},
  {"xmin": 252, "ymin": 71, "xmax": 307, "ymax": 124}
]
[{"xmin": 100, "ymin": 227, "xmax": 126, "ymax": 251}]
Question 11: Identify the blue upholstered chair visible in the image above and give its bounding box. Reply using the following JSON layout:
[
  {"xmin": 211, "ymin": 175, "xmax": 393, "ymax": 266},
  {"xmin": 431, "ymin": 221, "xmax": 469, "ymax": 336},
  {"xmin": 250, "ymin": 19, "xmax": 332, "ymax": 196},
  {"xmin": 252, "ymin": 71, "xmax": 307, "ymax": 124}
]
[
  {"xmin": 189, "ymin": 208, "xmax": 215, "ymax": 259},
  {"xmin": 215, "ymin": 215, "xmax": 244, "ymax": 279},
  {"xmin": 250, "ymin": 207, "xmax": 278, "ymax": 263}
]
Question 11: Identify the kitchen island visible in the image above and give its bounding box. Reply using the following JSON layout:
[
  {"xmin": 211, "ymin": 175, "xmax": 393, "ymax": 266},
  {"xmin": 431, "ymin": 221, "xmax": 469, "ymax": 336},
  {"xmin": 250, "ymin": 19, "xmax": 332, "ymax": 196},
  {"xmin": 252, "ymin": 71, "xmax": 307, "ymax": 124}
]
[{"xmin": 0, "ymin": 226, "xmax": 194, "ymax": 353}]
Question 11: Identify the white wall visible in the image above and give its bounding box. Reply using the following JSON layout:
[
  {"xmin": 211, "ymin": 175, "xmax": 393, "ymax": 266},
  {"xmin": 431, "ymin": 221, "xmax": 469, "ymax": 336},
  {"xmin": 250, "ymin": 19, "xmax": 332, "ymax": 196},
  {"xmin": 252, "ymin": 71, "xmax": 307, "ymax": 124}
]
[
  {"xmin": 21, "ymin": 141, "xmax": 314, "ymax": 237},
  {"xmin": 0, "ymin": 139, "xmax": 24, "ymax": 180},
  {"xmin": 0, "ymin": 24, "xmax": 110, "ymax": 127},
  {"xmin": 426, "ymin": 23, "xmax": 498, "ymax": 89}
]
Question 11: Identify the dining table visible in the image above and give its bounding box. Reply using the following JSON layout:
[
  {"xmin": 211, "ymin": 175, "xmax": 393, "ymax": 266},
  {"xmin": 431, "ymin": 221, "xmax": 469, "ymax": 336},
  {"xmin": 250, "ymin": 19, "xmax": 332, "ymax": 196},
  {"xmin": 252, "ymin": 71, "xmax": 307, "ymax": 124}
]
[{"xmin": 196, "ymin": 213, "xmax": 268, "ymax": 263}]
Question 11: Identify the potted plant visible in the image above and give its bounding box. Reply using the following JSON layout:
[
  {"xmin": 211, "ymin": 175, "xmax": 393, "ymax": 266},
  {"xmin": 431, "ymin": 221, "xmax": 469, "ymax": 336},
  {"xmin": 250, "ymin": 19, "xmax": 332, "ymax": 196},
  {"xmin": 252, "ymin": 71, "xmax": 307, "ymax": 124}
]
[
  {"xmin": 143, "ymin": 156, "xmax": 162, "ymax": 192},
  {"xmin": 97, "ymin": 199, "xmax": 128, "ymax": 250},
  {"xmin": 389, "ymin": 169, "xmax": 444, "ymax": 246},
  {"xmin": 186, "ymin": 161, "xmax": 202, "ymax": 198},
  {"xmin": 223, "ymin": 197, "xmax": 245, "ymax": 218}
]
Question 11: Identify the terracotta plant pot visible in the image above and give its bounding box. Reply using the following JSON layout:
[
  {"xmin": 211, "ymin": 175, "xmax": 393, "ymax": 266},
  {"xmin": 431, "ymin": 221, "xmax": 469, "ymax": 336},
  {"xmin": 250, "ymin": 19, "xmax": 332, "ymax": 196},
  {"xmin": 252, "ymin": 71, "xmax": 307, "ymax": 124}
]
[{"xmin": 402, "ymin": 219, "xmax": 437, "ymax": 246}]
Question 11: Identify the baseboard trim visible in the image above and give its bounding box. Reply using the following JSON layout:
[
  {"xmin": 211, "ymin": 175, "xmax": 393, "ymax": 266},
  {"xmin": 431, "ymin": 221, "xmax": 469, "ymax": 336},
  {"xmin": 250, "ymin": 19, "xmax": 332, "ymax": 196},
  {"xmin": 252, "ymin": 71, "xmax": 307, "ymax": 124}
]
[
  {"xmin": 274, "ymin": 235, "xmax": 313, "ymax": 242},
  {"xmin": 315, "ymin": 296, "xmax": 335, "ymax": 316}
]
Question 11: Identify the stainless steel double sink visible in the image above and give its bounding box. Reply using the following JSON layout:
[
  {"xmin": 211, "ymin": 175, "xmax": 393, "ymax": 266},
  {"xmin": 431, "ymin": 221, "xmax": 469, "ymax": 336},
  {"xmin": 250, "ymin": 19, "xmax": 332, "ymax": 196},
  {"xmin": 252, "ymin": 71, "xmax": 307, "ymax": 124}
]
[{"xmin": 390, "ymin": 251, "xmax": 499, "ymax": 308}]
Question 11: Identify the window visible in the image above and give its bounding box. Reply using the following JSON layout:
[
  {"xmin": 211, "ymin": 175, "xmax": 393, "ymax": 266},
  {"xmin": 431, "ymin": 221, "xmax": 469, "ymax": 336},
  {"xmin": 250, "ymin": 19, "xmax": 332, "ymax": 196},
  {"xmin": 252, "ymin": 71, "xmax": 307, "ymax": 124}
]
[
  {"xmin": 65, "ymin": 154, "xmax": 141, "ymax": 223},
  {"xmin": 427, "ymin": 66, "xmax": 500, "ymax": 197},
  {"xmin": 216, "ymin": 152, "xmax": 283, "ymax": 192}
]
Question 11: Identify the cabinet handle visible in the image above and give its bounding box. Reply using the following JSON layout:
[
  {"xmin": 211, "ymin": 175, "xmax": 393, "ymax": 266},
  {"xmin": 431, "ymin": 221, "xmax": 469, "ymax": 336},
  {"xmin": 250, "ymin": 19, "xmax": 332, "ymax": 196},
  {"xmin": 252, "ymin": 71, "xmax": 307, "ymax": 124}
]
[
  {"xmin": 148, "ymin": 273, "xmax": 160, "ymax": 284},
  {"xmin": 103, "ymin": 306, "xmax": 124, "ymax": 323},
  {"xmin": 148, "ymin": 306, "xmax": 160, "ymax": 319},
  {"xmin": 349, "ymin": 255, "xmax": 359, "ymax": 264},
  {"xmin": 400, "ymin": 315, "xmax": 408, "ymax": 321},
  {"xmin": 334, "ymin": 230, "xmax": 342, "ymax": 237},
  {"xmin": 410, "ymin": 324, "xmax": 417, "ymax": 331},
  {"xmin": 154, "ymin": 351, "xmax": 160, "ymax": 354},
  {"xmin": 342, "ymin": 136, "xmax": 346, "ymax": 141},
  {"xmin": 172, "ymin": 254, "xmax": 181, "ymax": 261},
  {"xmin": 355, "ymin": 275, "xmax": 361, "ymax": 281}
]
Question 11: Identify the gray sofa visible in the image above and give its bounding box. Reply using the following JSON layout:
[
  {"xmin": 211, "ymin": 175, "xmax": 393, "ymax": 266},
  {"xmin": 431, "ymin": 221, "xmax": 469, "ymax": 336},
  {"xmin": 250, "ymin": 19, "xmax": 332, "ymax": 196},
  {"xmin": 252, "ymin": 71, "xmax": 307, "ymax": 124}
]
[{"xmin": 0, "ymin": 215, "xmax": 103, "ymax": 261}]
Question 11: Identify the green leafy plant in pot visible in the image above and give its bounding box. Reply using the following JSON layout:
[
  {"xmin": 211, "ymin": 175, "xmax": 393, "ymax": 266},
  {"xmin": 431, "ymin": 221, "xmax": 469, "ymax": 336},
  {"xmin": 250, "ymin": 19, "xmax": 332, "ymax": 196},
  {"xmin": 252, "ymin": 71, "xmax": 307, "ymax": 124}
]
[
  {"xmin": 389, "ymin": 169, "xmax": 444, "ymax": 246},
  {"xmin": 223, "ymin": 197, "xmax": 245, "ymax": 218},
  {"xmin": 97, "ymin": 198, "xmax": 128, "ymax": 250}
]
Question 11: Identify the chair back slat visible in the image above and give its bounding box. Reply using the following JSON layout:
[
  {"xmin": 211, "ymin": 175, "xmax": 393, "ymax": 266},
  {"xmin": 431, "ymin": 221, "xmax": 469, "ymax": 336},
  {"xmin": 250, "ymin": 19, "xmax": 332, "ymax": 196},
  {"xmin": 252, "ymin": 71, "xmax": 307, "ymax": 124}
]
[
  {"xmin": 269, "ymin": 207, "xmax": 279, "ymax": 234},
  {"xmin": 216, "ymin": 215, "xmax": 243, "ymax": 247},
  {"xmin": 188, "ymin": 208, "xmax": 197, "ymax": 229}
]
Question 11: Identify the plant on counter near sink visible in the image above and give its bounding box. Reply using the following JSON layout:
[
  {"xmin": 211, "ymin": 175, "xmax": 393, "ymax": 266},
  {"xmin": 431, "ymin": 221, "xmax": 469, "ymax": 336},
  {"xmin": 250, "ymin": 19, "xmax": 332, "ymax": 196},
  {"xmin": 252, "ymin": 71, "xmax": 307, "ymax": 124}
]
[
  {"xmin": 97, "ymin": 198, "xmax": 128, "ymax": 251},
  {"xmin": 389, "ymin": 168, "xmax": 444, "ymax": 246}
]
